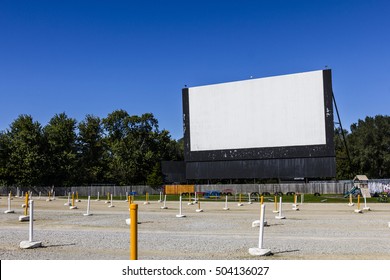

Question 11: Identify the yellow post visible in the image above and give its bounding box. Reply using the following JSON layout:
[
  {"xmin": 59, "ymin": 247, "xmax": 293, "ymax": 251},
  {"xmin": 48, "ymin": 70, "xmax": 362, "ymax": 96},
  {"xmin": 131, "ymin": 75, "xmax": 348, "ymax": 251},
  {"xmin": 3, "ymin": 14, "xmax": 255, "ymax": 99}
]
[
  {"xmin": 146, "ymin": 192, "xmax": 149, "ymax": 202},
  {"xmin": 130, "ymin": 204, "xmax": 138, "ymax": 260},
  {"xmin": 349, "ymin": 194, "xmax": 353, "ymax": 205},
  {"xmin": 24, "ymin": 192, "xmax": 29, "ymax": 216},
  {"xmin": 76, "ymin": 192, "xmax": 79, "ymax": 200},
  {"xmin": 260, "ymin": 195, "xmax": 264, "ymax": 205},
  {"xmin": 72, "ymin": 192, "xmax": 75, "ymax": 207},
  {"xmin": 357, "ymin": 195, "xmax": 360, "ymax": 210},
  {"xmin": 198, "ymin": 198, "xmax": 201, "ymax": 210},
  {"xmin": 274, "ymin": 195, "xmax": 278, "ymax": 211},
  {"xmin": 294, "ymin": 194, "xmax": 297, "ymax": 205},
  {"xmin": 107, "ymin": 192, "xmax": 110, "ymax": 201}
]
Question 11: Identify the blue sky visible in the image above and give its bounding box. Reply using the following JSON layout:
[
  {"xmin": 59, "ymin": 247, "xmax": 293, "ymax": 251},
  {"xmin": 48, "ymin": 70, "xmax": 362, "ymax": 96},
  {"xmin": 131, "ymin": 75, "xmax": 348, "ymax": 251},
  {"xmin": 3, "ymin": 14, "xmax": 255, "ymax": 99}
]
[{"xmin": 1, "ymin": 0, "xmax": 389, "ymax": 140}]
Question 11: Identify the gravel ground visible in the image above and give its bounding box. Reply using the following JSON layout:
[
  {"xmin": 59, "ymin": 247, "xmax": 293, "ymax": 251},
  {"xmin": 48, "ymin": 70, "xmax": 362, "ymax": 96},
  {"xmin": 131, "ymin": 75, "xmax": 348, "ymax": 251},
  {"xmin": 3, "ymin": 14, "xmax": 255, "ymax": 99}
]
[{"xmin": 1, "ymin": 196, "xmax": 390, "ymax": 260}]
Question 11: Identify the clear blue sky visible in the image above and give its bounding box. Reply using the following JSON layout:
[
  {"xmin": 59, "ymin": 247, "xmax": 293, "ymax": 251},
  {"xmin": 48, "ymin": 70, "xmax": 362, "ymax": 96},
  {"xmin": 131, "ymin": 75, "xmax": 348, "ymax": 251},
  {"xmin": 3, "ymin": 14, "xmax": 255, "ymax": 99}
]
[{"xmin": 1, "ymin": 0, "xmax": 389, "ymax": 140}]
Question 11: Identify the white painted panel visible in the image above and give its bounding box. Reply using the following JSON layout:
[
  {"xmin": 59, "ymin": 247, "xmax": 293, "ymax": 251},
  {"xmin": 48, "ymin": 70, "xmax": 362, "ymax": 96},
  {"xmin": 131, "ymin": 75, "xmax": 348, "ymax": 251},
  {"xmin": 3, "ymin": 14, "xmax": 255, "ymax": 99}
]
[{"xmin": 188, "ymin": 70, "xmax": 326, "ymax": 151}]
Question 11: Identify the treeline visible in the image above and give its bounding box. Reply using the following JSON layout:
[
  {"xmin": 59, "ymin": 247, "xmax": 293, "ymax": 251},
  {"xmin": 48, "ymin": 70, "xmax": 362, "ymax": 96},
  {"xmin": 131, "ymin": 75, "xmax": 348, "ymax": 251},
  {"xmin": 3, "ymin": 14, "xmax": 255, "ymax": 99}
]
[
  {"xmin": 1, "ymin": 112, "xmax": 388, "ymax": 187},
  {"xmin": 0, "ymin": 110, "xmax": 183, "ymax": 187},
  {"xmin": 335, "ymin": 115, "xmax": 390, "ymax": 179}
]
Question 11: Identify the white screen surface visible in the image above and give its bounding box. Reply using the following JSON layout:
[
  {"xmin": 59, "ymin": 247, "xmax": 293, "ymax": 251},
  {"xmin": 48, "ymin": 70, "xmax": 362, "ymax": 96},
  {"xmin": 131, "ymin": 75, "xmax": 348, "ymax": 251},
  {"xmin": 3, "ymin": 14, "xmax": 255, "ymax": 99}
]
[{"xmin": 188, "ymin": 70, "xmax": 326, "ymax": 152}]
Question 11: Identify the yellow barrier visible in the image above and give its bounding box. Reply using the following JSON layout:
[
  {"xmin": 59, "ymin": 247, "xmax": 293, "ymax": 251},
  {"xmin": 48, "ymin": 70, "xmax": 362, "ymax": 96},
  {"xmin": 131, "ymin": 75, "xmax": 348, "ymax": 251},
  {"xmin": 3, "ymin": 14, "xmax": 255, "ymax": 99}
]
[
  {"xmin": 130, "ymin": 204, "xmax": 138, "ymax": 260},
  {"xmin": 24, "ymin": 193, "xmax": 29, "ymax": 216},
  {"xmin": 357, "ymin": 195, "xmax": 360, "ymax": 210}
]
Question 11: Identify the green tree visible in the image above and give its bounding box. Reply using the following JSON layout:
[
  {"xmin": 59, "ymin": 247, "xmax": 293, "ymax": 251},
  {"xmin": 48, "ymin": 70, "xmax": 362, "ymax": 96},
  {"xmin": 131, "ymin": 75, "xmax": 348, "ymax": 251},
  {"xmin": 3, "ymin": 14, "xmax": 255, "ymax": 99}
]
[
  {"xmin": 6, "ymin": 115, "xmax": 46, "ymax": 187},
  {"xmin": 0, "ymin": 131, "xmax": 11, "ymax": 185},
  {"xmin": 348, "ymin": 115, "xmax": 390, "ymax": 178},
  {"xmin": 102, "ymin": 110, "xmax": 180, "ymax": 185},
  {"xmin": 146, "ymin": 162, "xmax": 163, "ymax": 187},
  {"xmin": 334, "ymin": 128, "xmax": 352, "ymax": 179},
  {"xmin": 102, "ymin": 110, "xmax": 132, "ymax": 185},
  {"xmin": 43, "ymin": 113, "xmax": 77, "ymax": 187},
  {"xmin": 77, "ymin": 115, "xmax": 107, "ymax": 185}
]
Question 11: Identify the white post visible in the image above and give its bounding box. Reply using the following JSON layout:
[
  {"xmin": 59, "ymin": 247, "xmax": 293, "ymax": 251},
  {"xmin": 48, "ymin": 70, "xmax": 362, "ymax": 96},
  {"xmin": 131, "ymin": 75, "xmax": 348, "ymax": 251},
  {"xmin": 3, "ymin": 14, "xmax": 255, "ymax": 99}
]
[
  {"xmin": 363, "ymin": 195, "xmax": 371, "ymax": 211},
  {"xmin": 84, "ymin": 196, "xmax": 92, "ymax": 216},
  {"xmin": 301, "ymin": 193, "xmax": 304, "ymax": 205},
  {"xmin": 87, "ymin": 196, "xmax": 91, "ymax": 214},
  {"xmin": 64, "ymin": 192, "xmax": 71, "ymax": 206},
  {"xmin": 29, "ymin": 200, "xmax": 34, "ymax": 242},
  {"xmin": 125, "ymin": 192, "xmax": 129, "ymax": 201},
  {"xmin": 248, "ymin": 193, "xmax": 252, "ymax": 204},
  {"xmin": 348, "ymin": 193, "xmax": 354, "ymax": 206},
  {"xmin": 20, "ymin": 200, "xmax": 42, "ymax": 249},
  {"xmin": 16, "ymin": 187, "xmax": 20, "ymax": 197},
  {"xmin": 249, "ymin": 204, "xmax": 271, "ymax": 256},
  {"xmin": 158, "ymin": 192, "xmax": 163, "ymax": 203},
  {"xmin": 96, "ymin": 191, "xmax": 100, "ymax": 201},
  {"xmin": 223, "ymin": 195, "xmax": 229, "ymax": 210},
  {"xmin": 161, "ymin": 195, "xmax": 168, "ymax": 209},
  {"xmin": 4, "ymin": 193, "xmax": 14, "ymax": 213},
  {"xmin": 108, "ymin": 194, "xmax": 115, "ymax": 208},
  {"xmin": 53, "ymin": 191, "xmax": 55, "ymax": 200},
  {"xmin": 39, "ymin": 191, "xmax": 41, "ymax": 199},
  {"xmin": 194, "ymin": 192, "xmax": 198, "ymax": 203},
  {"xmin": 258, "ymin": 204, "xmax": 265, "ymax": 248},
  {"xmin": 275, "ymin": 196, "xmax": 286, "ymax": 219},
  {"xmin": 179, "ymin": 196, "xmax": 182, "ymax": 215},
  {"xmin": 176, "ymin": 195, "xmax": 186, "ymax": 218},
  {"xmin": 8, "ymin": 193, "xmax": 11, "ymax": 209}
]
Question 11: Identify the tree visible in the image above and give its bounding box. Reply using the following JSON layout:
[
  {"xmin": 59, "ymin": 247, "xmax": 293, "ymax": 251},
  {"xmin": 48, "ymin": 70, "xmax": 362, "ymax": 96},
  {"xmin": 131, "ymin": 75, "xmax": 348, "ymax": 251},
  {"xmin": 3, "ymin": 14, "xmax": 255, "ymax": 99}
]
[
  {"xmin": 334, "ymin": 128, "xmax": 352, "ymax": 179},
  {"xmin": 43, "ymin": 113, "xmax": 77, "ymax": 187},
  {"xmin": 102, "ymin": 110, "xmax": 181, "ymax": 185},
  {"xmin": 77, "ymin": 115, "xmax": 108, "ymax": 185},
  {"xmin": 348, "ymin": 115, "xmax": 390, "ymax": 178},
  {"xmin": 0, "ymin": 131, "xmax": 11, "ymax": 185},
  {"xmin": 102, "ymin": 110, "xmax": 132, "ymax": 185},
  {"xmin": 146, "ymin": 162, "xmax": 163, "ymax": 187},
  {"xmin": 5, "ymin": 115, "xmax": 45, "ymax": 187}
]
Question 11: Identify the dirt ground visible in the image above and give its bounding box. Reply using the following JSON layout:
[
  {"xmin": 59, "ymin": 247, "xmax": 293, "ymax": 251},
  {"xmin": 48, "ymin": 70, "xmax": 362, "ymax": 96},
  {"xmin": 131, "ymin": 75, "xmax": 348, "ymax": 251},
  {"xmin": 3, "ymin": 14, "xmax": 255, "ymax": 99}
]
[{"xmin": 1, "ymin": 195, "xmax": 390, "ymax": 260}]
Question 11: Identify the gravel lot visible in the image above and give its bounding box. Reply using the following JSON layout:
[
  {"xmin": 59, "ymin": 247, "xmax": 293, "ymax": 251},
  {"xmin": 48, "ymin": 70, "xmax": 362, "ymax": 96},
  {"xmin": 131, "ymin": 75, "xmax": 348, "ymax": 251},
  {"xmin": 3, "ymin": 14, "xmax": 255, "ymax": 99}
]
[{"xmin": 1, "ymin": 196, "xmax": 390, "ymax": 260}]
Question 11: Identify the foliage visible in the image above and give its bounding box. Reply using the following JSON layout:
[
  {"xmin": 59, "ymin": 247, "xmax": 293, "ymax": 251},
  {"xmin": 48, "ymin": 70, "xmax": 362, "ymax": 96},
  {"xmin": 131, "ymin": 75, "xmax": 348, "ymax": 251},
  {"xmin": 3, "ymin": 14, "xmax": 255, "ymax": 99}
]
[
  {"xmin": 4, "ymin": 115, "xmax": 46, "ymax": 187},
  {"xmin": 43, "ymin": 113, "xmax": 77, "ymax": 187},
  {"xmin": 348, "ymin": 115, "xmax": 390, "ymax": 178},
  {"xmin": 76, "ymin": 114, "xmax": 107, "ymax": 185},
  {"xmin": 1, "ymin": 111, "xmax": 388, "ymax": 186}
]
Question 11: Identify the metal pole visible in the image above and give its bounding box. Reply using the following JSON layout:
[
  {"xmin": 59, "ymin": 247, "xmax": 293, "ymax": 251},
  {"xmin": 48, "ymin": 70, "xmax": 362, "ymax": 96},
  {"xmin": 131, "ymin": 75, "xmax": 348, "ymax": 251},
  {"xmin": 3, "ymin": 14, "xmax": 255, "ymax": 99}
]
[
  {"xmin": 179, "ymin": 195, "xmax": 183, "ymax": 215},
  {"xmin": 258, "ymin": 204, "xmax": 265, "ymax": 249},
  {"xmin": 87, "ymin": 196, "xmax": 91, "ymax": 215},
  {"xmin": 279, "ymin": 196, "xmax": 283, "ymax": 216},
  {"xmin": 29, "ymin": 200, "xmax": 34, "ymax": 242},
  {"xmin": 8, "ymin": 193, "xmax": 11, "ymax": 211},
  {"xmin": 130, "ymin": 204, "xmax": 138, "ymax": 260}
]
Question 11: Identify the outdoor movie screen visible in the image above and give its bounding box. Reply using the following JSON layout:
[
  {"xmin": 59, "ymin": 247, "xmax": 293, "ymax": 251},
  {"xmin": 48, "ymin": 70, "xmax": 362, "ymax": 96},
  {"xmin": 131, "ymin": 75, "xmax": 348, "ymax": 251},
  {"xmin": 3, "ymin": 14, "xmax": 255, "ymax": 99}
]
[{"xmin": 182, "ymin": 69, "xmax": 334, "ymax": 162}]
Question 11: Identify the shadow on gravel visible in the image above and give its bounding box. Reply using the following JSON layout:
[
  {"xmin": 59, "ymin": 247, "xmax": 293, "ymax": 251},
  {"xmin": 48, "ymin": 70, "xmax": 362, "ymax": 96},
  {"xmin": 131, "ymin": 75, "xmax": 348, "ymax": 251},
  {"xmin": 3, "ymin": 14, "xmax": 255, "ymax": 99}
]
[
  {"xmin": 271, "ymin": 249, "xmax": 300, "ymax": 255},
  {"xmin": 41, "ymin": 243, "xmax": 76, "ymax": 248}
]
